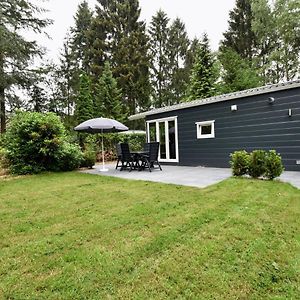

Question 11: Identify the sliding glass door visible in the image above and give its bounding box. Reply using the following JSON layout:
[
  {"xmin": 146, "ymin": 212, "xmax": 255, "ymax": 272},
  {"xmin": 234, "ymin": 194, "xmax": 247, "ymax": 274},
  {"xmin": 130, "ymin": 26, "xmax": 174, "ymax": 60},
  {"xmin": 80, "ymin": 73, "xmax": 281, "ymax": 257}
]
[{"xmin": 146, "ymin": 117, "xmax": 179, "ymax": 163}]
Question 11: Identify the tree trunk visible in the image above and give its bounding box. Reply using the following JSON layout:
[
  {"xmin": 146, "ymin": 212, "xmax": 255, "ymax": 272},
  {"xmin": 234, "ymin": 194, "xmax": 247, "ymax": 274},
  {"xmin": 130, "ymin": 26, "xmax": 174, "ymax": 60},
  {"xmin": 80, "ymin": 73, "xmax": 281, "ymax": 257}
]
[
  {"xmin": 0, "ymin": 87, "xmax": 5, "ymax": 134},
  {"xmin": 0, "ymin": 53, "xmax": 5, "ymax": 133}
]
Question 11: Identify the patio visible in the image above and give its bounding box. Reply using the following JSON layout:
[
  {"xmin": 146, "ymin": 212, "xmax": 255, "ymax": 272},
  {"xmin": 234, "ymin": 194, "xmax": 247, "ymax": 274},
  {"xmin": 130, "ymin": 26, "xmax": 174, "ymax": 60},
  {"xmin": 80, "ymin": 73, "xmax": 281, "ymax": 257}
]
[{"xmin": 82, "ymin": 163, "xmax": 300, "ymax": 189}]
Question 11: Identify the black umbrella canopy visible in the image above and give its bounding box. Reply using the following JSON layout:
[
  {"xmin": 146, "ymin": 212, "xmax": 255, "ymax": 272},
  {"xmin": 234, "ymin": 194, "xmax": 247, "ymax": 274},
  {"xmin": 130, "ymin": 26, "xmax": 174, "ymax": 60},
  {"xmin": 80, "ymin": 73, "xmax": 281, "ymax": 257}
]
[{"xmin": 74, "ymin": 117, "xmax": 128, "ymax": 133}]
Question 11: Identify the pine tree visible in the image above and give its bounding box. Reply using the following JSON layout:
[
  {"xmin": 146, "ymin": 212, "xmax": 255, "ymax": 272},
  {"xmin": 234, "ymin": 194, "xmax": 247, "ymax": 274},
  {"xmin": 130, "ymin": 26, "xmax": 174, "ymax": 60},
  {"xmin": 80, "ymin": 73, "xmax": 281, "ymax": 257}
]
[
  {"xmin": 57, "ymin": 36, "xmax": 78, "ymax": 117},
  {"xmin": 149, "ymin": 9, "xmax": 172, "ymax": 108},
  {"xmin": 168, "ymin": 18, "xmax": 190, "ymax": 104},
  {"xmin": 75, "ymin": 73, "xmax": 94, "ymax": 124},
  {"xmin": 94, "ymin": 62, "xmax": 124, "ymax": 122},
  {"xmin": 186, "ymin": 34, "xmax": 217, "ymax": 101},
  {"xmin": 28, "ymin": 85, "xmax": 47, "ymax": 113},
  {"xmin": 92, "ymin": 0, "xmax": 151, "ymax": 115},
  {"xmin": 221, "ymin": 0, "xmax": 257, "ymax": 61},
  {"xmin": 0, "ymin": 0, "xmax": 51, "ymax": 133},
  {"xmin": 70, "ymin": 0, "xmax": 93, "ymax": 74},
  {"xmin": 88, "ymin": 0, "xmax": 111, "ymax": 79}
]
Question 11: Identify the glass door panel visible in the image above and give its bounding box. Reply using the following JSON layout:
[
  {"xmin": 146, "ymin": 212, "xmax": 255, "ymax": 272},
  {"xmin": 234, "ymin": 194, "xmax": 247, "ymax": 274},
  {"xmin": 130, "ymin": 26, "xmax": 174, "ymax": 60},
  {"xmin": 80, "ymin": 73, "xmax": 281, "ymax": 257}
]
[
  {"xmin": 159, "ymin": 122, "xmax": 166, "ymax": 159},
  {"xmin": 147, "ymin": 117, "xmax": 178, "ymax": 162},
  {"xmin": 168, "ymin": 120, "xmax": 176, "ymax": 159},
  {"xmin": 149, "ymin": 122, "xmax": 157, "ymax": 142}
]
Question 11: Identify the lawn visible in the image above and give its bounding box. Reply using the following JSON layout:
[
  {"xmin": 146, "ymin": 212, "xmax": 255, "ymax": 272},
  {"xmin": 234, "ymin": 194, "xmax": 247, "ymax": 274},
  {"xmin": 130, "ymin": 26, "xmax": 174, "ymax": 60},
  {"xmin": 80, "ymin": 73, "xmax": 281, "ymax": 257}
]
[{"xmin": 0, "ymin": 173, "xmax": 299, "ymax": 299}]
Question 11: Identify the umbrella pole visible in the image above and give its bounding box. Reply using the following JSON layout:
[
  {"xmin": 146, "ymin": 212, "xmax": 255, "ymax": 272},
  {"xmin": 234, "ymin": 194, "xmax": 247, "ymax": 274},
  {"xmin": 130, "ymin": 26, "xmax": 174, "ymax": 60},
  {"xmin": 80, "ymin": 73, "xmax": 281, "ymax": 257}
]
[{"xmin": 100, "ymin": 129, "xmax": 108, "ymax": 172}]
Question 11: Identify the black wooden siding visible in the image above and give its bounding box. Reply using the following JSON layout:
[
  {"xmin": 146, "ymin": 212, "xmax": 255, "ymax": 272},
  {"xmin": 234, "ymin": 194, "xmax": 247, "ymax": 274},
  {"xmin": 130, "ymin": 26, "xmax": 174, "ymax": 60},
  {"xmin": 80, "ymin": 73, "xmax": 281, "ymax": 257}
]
[{"xmin": 146, "ymin": 87, "xmax": 300, "ymax": 171}]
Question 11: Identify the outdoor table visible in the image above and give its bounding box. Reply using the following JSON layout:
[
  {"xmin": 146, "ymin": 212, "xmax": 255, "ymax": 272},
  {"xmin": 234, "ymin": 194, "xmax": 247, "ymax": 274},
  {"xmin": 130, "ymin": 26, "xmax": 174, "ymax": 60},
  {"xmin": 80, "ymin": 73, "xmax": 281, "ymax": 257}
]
[{"xmin": 131, "ymin": 151, "xmax": 149, "ymax": 170}]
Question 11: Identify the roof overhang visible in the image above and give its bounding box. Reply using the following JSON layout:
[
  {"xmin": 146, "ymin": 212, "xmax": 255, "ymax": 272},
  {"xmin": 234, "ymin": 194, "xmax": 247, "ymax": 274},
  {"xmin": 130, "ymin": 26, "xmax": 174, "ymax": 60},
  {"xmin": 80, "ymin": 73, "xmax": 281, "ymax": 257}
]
[{"xmin": 129, "ymin": 80, "xmax": 300, "ymax": 121}]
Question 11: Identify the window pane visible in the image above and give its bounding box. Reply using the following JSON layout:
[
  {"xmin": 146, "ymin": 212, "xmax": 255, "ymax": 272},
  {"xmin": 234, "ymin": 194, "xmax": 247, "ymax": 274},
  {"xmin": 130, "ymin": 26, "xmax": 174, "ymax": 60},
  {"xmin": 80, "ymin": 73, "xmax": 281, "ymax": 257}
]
[
  {"xmin": 201, "ymin": 124, "xmax": 212, "ymax": 135},
  {"xmin": 168, "ymin": 120, "xmax": 176, "ymax": 159},
  {"xmin": 159, "ymin": 122, "xmax": 166, "ymax": 159},
  {"xmin": 149, "ymin": 123, "xmax": 156, "ymax": 142}
]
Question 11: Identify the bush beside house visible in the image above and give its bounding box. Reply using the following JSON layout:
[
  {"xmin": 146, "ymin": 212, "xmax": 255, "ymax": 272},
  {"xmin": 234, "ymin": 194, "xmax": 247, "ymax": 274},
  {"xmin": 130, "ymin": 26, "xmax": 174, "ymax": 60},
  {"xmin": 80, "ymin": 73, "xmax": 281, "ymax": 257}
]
[{"xmin": 230, "ymin": 149, "xmax": 284, "ymax": 180}]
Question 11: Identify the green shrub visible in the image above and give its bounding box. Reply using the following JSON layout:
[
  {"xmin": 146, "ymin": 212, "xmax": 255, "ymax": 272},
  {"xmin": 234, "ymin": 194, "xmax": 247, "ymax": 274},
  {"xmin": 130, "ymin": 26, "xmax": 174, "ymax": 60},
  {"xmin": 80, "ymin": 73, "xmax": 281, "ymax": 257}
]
[
  {"xmin": 0, "ymin": 147, "xmax": 10, "ymax": 171},
  {"xmin": 230, "ymin": 150, "xmax": 249, "ymax": 176},
  {"xmin": 81, "ymin": 132, "xmax": 146, "ymax": 161},
  {"xmin": 81, "ymin": 149, "xmax": 96, "ymax": 169},
  {"xmin": 55, "ymin": 142, "xmax": 83, "ymax": 171},
  {"xmin": 4, "ymin": 111, "xmax": 83, "ymax": 174},
  {"xmin": 265, "ymin": 150, "xmax": 284, "ymax": 180},
  {"xmin": 248, "ymin": 150, "xmax": 267, "ymax": 178}
]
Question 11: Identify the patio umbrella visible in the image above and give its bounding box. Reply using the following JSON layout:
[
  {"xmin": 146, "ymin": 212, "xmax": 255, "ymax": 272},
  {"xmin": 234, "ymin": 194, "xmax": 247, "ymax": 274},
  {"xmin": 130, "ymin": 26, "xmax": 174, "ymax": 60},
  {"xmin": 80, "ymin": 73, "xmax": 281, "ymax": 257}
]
[{"xmin": 74, "ymin": 117, "xmax": 128, "ymax": 172}]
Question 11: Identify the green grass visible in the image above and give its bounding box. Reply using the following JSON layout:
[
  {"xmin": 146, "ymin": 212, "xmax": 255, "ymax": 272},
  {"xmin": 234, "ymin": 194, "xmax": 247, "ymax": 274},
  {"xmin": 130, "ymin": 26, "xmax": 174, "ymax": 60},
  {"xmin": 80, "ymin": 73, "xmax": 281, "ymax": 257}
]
[{"xmin": 0, "ymin": 173, "xmax": 299, "ymax": 299}]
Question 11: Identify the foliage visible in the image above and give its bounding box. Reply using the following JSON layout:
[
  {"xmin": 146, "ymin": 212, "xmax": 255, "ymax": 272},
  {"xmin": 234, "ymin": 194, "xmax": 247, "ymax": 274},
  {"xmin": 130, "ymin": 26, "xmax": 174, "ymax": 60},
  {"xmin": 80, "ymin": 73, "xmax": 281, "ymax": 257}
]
[
  {"xmin": 74, "ymin": 72, "xmax": 94, "ymax": 125},
  {"xmin": 231, "ymin": 149, "xmax": 284, "ymax": 180},
  {"xmin": 4, "ymin": 111, "xmax": 82, "ymax": 174},
  {"xmin": 94, "ymin": 62, "xmax": 125, "ymax": 122},
  {"xmin": 28, "ymin": 85, "xmax": 48, "ymax": 113},
  {"xmin": 0, "ymin": 146, "xmax": 9, "ymax": 171},
  {"xmin": 91, "ymin": 0, "xmax": 151, "ymax": 116},
  {"xmin": 186, "ymin": 33, "xmax": 218, "ymax": 101},
  {"xmin": 0, "ymin": 0, "xmax": 52, "ymax": 133},
  {"xmin": 70, "ymin": 0, "xmax": 94, "ymax": 74},
  {"xmin": 220, "ymin": 0, "xmax": 300, "ymax": 86},
  {"xmin": 0, "ymin": 173, "xmax": 299, "ymax": 299},
  {"xmin": 248, "ymin": 150, "xmax": 267, "ymax": 178},
  {"xmin": 101, "ymin": 132, "xmax": 146, "ymax": 159},
  {"xmin": 149, "ymin": 9, "xmax": 172, "ymax": 108},
  {"xmin": 230, "ymin": 150, "xmax": 250, "ymax": 176},
  {"xmin": 270, "ymin": 0, "xmax": 300, "ymax": 82},
  {"xmin": 81, "ymin": 147, "xmax": 96, "ymax": 169},
  {"xmin": 265, "ymin": 150, "xmax": 284, "ymax": 180},
  {"xmin": 55, "ymin": 142, "xmax": 83, "ymax": 172},
  {"xmin": 220, "ymin": 0, "xmax": 257, "ymax": 61},
  {"xmin": 218, "ymin": 49, "xmax": 262, "ymax": 93},
  {"xmin": 168, "ymin": 17, "xmax": 190, "ymax": 104}
]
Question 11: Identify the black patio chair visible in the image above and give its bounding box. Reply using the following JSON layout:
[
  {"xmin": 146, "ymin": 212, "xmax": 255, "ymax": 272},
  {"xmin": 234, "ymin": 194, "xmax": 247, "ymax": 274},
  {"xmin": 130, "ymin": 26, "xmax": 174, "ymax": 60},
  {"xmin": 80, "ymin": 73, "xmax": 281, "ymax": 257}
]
[
  {"xmin": 143, "ymin": 142, "xmax": 150, "ymax": 153},
  {"xmin": 115, "ymin": 143, "xmax": 124, "ymax": 170},
  {"xmin": 119, "ymin": 143, "xmax": 135, "ymax": 172},
  {"xmin": 140, "ymin": 142, "xmax": 162, "ymax": 172}
]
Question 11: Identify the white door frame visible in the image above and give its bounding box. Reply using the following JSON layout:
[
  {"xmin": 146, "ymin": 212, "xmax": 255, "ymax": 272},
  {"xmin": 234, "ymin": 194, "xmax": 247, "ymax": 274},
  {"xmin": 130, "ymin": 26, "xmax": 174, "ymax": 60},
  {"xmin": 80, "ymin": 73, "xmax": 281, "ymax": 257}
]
[{"xmin": 146, "ymin": 116, "xmax": 179, "ymax": 163}]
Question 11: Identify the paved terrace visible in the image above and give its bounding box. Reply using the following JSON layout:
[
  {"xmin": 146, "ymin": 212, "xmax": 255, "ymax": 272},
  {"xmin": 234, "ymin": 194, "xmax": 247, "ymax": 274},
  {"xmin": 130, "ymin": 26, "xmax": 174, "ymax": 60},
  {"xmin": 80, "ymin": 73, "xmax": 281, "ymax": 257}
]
[{"xmin": 81, "ymin": 163, "xmax": 300, "ymax": 189}]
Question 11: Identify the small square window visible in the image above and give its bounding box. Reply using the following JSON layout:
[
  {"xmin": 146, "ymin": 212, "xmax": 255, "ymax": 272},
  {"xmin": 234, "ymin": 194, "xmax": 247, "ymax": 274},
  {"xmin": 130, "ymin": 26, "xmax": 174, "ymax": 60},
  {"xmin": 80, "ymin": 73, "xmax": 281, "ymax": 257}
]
[{"xmin": 196, "ymin": 120, "xmax": 215, "ymax": 139}]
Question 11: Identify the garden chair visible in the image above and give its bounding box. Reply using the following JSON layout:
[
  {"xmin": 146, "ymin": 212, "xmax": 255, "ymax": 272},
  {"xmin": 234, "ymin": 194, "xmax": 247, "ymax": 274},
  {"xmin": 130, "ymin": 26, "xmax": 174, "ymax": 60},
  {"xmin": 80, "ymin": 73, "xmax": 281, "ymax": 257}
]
[
  {"xmin": 119, "ymin": 143, "xmax": 135, "ymax": 172},
  {"xmin": 115, "ymin": 143, "xmax": 125, "ymax": 170},
  {"xmin": 140, "ymin": 142, "xmax": 162, "ymax": 172}
]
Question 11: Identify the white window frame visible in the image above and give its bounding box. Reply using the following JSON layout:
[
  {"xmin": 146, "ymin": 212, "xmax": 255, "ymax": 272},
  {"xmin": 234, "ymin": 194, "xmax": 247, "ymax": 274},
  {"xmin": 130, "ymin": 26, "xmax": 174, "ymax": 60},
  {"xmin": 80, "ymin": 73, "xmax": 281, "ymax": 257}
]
[
  {"xmin": 196, "ymin": 120, "xmax": 215, "ymax": 139},
  {"xmin": 146, "ymin": 116, "xmax": 179, "ymax": 163}
]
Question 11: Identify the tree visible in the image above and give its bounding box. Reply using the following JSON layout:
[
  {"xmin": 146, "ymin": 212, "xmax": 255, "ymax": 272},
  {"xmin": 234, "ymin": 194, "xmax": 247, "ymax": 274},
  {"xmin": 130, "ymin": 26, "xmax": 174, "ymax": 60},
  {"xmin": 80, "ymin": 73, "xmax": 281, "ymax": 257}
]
[
  {"xmin": 168, "ymin": 18, "xmax": 190, "ymax": 104},
  {"xmin": 186, "ymin": 34, "xmax": 218, "ymax": 101},
  {"xmin": 75, "ymin": 73, "xmax": 94, "ymax": 125},
  {"xmin": 250, "ymin": 0, "xmax": 300, "ymax": 83},
  {"xmin": 271, "ymin": 0, "xmax": 300, "ymax": 81},
  {"xmin": 149, "ymin": 9, "xmax": 172, "ymax": 108},
  {"xmin": 92, "ymin": 0, "xmax": 151, "ymax": 115},
  {"xmin": 0, "ymin": 0, "xmax": 51, "ymax": 133},
  {"xmin": 56, "ymin": 36, "xmax": 78, "ymax": 117},
  {"xmin": 218, "ymin": 48, "xmax": 262, "ymax": 93},
  {"xmin": 221, "ymin": 0, "xmax": 257, "ymax": 61},
  {"xmin": 251, "ymin": 0, "xmax": 276, "ymax": 84},
  {"xmin": 70, "ymin": 0, "xmax": 93, "ymax": 74},
  {"xmin": 94, "ymin": 62, "xmax": 124, "ymax": 122},
  {"xmin": 28, "ymin": 85, "xmax": 47, "ymax": 113}
]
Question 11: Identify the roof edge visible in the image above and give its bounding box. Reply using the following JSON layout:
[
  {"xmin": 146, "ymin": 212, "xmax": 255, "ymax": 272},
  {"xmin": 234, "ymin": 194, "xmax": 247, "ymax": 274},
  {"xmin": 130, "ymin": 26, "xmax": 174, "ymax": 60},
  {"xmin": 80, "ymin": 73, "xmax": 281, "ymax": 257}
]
[{"xmin": 129, "ymin": 80, "xmax": 300, "ymax": 121}]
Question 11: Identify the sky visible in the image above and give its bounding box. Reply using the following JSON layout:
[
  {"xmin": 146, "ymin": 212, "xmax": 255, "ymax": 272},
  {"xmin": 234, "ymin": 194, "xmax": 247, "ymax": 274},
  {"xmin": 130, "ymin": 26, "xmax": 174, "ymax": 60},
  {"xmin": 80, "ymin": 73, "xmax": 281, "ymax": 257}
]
[{"xmin": 36, "ymin": 0, "xmax": 236, "ymax": 62}]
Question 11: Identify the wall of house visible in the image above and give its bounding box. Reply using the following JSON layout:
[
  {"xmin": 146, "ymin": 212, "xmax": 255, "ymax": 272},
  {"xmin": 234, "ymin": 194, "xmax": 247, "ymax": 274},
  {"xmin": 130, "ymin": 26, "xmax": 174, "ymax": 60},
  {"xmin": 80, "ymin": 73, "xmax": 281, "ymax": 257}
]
[{"xmin": 146, "ymin": 87, "xmax": 300, "ymax": 171}]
